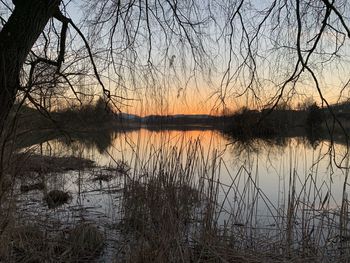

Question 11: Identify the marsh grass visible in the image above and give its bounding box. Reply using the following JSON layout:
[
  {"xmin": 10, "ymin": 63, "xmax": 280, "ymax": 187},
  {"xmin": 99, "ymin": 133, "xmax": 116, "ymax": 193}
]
[
  {"xmin": 0, "ymin": 137, "xmax": 350, "ymax": 262},
  {"xmin": 0, "ymin": 220, "xmax": 105, "ymax": 263},
  {"xmin": 15, "ymin": 153, "xmax": 95, "ymax": 175},
  {"xmin": 114, "ymin": 141, "xmax": 271, "ymax": 262},
  {"xmin": 113, "ymin": 139, "xmax": 350, "ymax": 262}
]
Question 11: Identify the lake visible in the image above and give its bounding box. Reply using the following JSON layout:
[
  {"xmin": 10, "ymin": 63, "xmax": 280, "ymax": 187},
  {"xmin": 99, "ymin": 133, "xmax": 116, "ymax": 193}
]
[{"xmin": 15, "ymin": 128, "xmax": 350, "ymax": 260}]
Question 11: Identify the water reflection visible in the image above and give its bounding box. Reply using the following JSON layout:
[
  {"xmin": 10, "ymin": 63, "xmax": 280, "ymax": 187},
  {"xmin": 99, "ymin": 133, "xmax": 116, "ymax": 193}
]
[
  {"xmin": 17, "ymin": 128, "xmax": 350, "ymax": 260},
  {"xmin": 30, "ymin": 129, "xmax": 348, "ymax": 207}
]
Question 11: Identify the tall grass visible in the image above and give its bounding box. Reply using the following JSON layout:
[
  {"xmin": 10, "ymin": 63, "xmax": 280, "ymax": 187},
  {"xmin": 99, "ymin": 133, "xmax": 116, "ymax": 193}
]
[
  {"xmin": 0, "ymin": 133, "xmax": 350, "ymax": 262},
  {"xmin": 114, "ymin": 138, "xmax": 350, "ymax": 262}
]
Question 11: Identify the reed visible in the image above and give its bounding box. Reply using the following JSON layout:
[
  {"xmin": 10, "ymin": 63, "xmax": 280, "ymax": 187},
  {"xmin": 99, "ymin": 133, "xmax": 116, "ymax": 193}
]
[
  {"xmin": 113, "ymin": 139, "xmax": 350, "ymax": 262},
  {"xmin": 0, "ymin": 137, "xmax": 349, "ymax": 262}
]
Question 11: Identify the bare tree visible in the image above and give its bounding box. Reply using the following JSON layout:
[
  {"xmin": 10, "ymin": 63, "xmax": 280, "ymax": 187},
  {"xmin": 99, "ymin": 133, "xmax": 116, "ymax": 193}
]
[
  {"xmin": 1, "ymin": 0, "xmax": 350, "ymax": 124},
  {"xmin": 74, "ymin": 0, "xmax": 350, "ymax": 114},
  {"xmin": 0, "ymin": 1, "xmax": 59, "ymax": 125}
]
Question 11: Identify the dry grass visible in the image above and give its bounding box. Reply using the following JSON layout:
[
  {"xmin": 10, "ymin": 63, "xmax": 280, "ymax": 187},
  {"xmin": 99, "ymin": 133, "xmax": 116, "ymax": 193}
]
[
  {"xmin": 20, "ymin": 182, "xmax": 45, "ymax": 193},
  {"xmin": 3, "ymin": 224, "xmax": 47, "ymax": 262},
  {"xmin": 0, "ymin": 222, "xmax": 104, "ymax": 263},
  {"xmin": 113, "ymin": 141, "xmax": 277, "ymax": 263},
  {"xmin": 14, "ymin": 153, "xmax": 95, "ymax": 175},
  {"xmin": 0, "ymin": 139, "xmax": 350, "ymax": 262},
  {"xmin": 0, "ymin": 151, "xmax": 103, "ymax": 262},
  {"xmin": 109, "ymin": 140, "xmax": 350, "ymax": 262},
  {"xmin": 58, "ymin": 223, "xmax": 105, "ymax": 262}
]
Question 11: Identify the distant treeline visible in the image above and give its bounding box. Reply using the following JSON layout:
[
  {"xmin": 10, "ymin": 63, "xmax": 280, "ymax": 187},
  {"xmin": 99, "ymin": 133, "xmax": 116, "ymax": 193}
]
[
  {"xmin": 139, "ymin": 102, "xmax": 350, "ymax": 133},
  {"xmin": 13, "ymin": 99, "xmax": 350, "ymax": 137},
  {"xmin": 136, "ymin": 106, "xmax": 316, "ymax": 133},
  {"xmin": 7, "ymin": 100, "xmax": 350, "ymax": 150},
  {"xmin": 142, "ymin": 115, "xmax": 222, "ymax": 126}
]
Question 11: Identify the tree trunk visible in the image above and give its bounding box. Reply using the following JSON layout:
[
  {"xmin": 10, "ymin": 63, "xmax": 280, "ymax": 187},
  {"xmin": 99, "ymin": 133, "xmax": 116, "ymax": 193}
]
[{"xmin": 0, "ymin": 0, "xmax": 60, "ymax": 128}]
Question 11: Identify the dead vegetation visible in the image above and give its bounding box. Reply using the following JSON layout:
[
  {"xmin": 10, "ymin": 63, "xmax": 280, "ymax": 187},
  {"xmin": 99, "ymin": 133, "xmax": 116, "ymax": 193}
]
[
  {"xmin": 0, "ymin": 222, "xmax": 104, "ymax": 263},
  {"xmin": 20, "ymin": 182, "xmax": 45, "ymax": 193},
  {"xmin": 59, "ymin": 223, "xmax": 105, "ymax": 262},
  {"xmin": 113, "ymin": 141, "xmax": 277, "ymax": 263},
  {"xmin": 0, "ymin": 140, "xmax": 350, "ymax": 262},
  {"xmin": 14, "ymin": 153, "xmax": 95, "ymax": 175},
  {"xmin": 43, "ymin": 190, "xmax": 71, "ymax": 209}
]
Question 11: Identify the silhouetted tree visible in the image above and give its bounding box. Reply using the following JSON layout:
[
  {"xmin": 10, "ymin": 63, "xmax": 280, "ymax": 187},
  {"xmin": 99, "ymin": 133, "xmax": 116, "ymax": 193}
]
[
  {"xmin": 1, "ymin": 0, "xmax": 350, "ymax": 130},
  {"xmin": 306, "ymin": 103, "xmax": 324, "ymax": 129},
  {"xmin": 0, "ymin": 1, "xmax": 61, "ymax": 126}
]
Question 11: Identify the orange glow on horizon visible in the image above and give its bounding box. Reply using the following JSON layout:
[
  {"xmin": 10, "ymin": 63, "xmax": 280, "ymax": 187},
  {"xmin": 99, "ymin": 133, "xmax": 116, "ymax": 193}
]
[{"xmin": 62, "ymin": 70, "xmax": 350, "ymax": 116}]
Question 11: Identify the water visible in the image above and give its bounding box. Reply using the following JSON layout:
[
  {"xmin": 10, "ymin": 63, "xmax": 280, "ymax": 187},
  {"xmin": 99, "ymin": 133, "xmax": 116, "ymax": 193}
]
[
  {"xmin": 16, "ymin": 128, "xmax": 350, "ymax": 259},
  {"xmin": 30, "ymin": 129, "xmax": 348, "ymax": 209}
]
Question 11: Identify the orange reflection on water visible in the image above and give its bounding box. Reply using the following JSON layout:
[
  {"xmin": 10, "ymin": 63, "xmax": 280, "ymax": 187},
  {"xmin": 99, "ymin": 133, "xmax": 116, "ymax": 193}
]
[{"xmin": 109, "ymin": 128, "xmax": 228, "ymax": 163}]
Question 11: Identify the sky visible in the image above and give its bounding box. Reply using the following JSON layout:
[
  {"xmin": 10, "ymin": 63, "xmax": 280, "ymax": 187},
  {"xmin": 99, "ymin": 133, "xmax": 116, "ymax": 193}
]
[
  {"xmin": 61, "ymin": 1, "xmax": 349, "ymax": 115},
  {"xmin": 5, "ymin": 0, "xmax": 349, "ymax": 115}
]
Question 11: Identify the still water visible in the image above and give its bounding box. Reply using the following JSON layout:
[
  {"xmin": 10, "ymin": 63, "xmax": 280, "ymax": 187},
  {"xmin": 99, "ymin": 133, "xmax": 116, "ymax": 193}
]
[
  {"xmin": 31, "ymin": 129, "xmax": 349, "ymax": 208},
  {"xmin": 17, "ymin": 128, "xmax": 350, "ymax": 258}
]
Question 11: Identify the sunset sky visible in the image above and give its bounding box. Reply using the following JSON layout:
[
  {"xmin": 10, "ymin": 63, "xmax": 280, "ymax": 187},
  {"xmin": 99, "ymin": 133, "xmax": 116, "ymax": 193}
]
[{"xmin": 62, "ymin": 1, "xmax": 350, "ymax": 116}]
